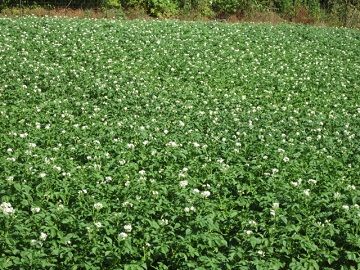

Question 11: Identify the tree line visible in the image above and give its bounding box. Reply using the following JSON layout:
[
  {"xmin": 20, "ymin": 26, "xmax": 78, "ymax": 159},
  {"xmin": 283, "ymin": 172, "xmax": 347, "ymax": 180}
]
[{"xmin": 1, "ymin": 0, "xmax": 359, "ymax": 27}]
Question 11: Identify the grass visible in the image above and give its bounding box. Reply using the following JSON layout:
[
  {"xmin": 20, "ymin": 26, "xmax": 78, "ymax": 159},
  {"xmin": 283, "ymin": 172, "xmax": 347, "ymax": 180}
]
[
  {"xmin": 0, "ymin": 17, "xmax": 359, "ymax": 269},
  {"xmin": 0, "ymin": 6, "xmax": 341, "ymax": 26}
]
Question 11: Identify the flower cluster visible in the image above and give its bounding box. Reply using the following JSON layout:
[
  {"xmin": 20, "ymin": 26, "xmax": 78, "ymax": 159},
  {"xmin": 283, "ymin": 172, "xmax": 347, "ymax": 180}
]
[{"xmin": 1, "ymin": 202, "xmax": 15, "ymax": 215}]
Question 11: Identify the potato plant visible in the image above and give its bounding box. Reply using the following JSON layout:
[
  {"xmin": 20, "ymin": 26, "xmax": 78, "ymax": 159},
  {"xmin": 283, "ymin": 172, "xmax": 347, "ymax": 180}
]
[{"xmin": 0, "ymin": 17, "xmax": 359, "ymax": 269}]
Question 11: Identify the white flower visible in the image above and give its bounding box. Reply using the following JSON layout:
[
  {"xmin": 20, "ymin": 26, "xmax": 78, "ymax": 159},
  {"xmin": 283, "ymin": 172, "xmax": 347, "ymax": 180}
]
[
  {"xmin": 125, "ymin": 181, "xmax": 130, "ymax": 187},
  {"xmin": 244, "ymin": 230, "xmax": 253, "ymax": 235},
  {"xmin": 94, "ymin": 222, "xmax": 102, "ymax": 228},
  {"xmin": 53, "ymin": 165, "xmax": 61, "ymax": 171},
  {"xmin": 127, "ymin": 143, "xmax": 135, "ymax": 149},
  {"xmin": 304, "ymin": 189, "xmax": 310, "ymax": 196},
  {"xmin": 80, "ymin": 189, "xmax": 87, "ymax": 194},
  {"xmin": 119, "ymin": 232, "xmax": 128, "ymax": 239},
  {"xmin": 119, "ymin": 159, "xmax": 126, "ymax": 165},
  {"xmin": 94, "ymin": 202, "xmax": 103, "ymax": 210},
  {"xmin": 257, "ymin": 250, "xmax": 265, "ymax": 256},
  {"xmin": 201, "ymin": 191, "xmax": 211, "ymax": 198},
  {"xmin": 57, "ymin": 204, "xmax": 64, "ymax": 211},
  {"xmin": 143, "ymin": 140, "xmax": 149, "ymax": 145},
  {"xmin": 184, "ymin": 206, "xmax": 195, "ymax": 212},
  {"xmin": 152, "ymin": 191, "xmax": 159, "ymax": 195},
  {"xmin": 31, "ymin": 207, "xmax": 41, "ymax": 213},
  {"xmin": 193, "ymin": 189, "xmax": 200, "ymax": 194},
  {"xmin": 7, "ymin": 148, "xmax": 13, "ymax": 152},
  {"xmin": 342, "ymin": 205, "xmax": 349, "ymax": 211},
  {"xmin": 291, "ymin": 181, "xmax": 298, "ymax": 186},
  {"xmin": 0, "ymin": 202, "xmax": 15, "ymax": 215},
  {"xmin": 249, "ymin": 220, "xmax": 257, "ymax": 226},
  {"xmin": 193, "ymin": 142, "xmax": 200, "ymax": 147},
  {"xmin": 179, "ymin": 180, "xmax": 188, "ymax": 188},
  {"xmin": 139, "ymin": 170, "xmax": 146, "ymax": 175},
  {"xmin": 122, "ymin": 201, "xmax": 133, "ymax": 207},
  {"xmin": 160, "ymin": 219, "xmax": 169, "ymax": 225},
  {"xmin": 39, "ymin": 232, "xmax": 47, "ymax": 241},
  {"xmin": 31, "ymin": 239, "xmax": 40, "ymax": 245},
  {"xmin": 178, "ymin": 173, "xmax": 186, "ymax": 178},
  {"xmin": 28, "ymin": 143, "xmax": 36, "ymax": 148},
  {"xmin": 308, "ymin": 179, "xmax": 317, "ymax": 185},
  {"xmin": 283, "ymin": 156, "xmax": 289, "ymax": 162},
  {"xmin": 316, "ymin": 221, "xmax": 324, "ymax": 227},
  {"xmin": 334, "ymin": 192, "xmax": 341, "ymax": 199},
  {"xmin": 39, "ymin": 173, "xmax": 46, "ymax": 178},
  {"xmin": 7, "ymin": 176, "xmax": 14, "ymax": 182},
  {"xmin": 270, "ymin": 209, "xmax": 276, "ymax": 216},
  {"xmin": 124, "ymin": 224, "xmax": 132, "ymax": 232},
  {"xmin": 166, "ymin": 141, "xmax": 178, "ymax": 147},
  {"xmin": 272, "ymin": 203, "xmax": 279, "ymax": 209}
]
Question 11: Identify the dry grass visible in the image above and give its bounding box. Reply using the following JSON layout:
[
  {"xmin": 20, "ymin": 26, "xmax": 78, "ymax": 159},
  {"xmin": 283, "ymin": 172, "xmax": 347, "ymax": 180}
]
[
  {"xmin": 0, "ymin": 7, "xmax": 280, "ymax": 23},
  {"xmin": 0, "ymin": 6, "xmax": 358, "ymax": 28},
  {"xmin": 0, "ymin": 7, "xmax": 115, "ymax": 19},
  {"xmin": 230, "ymin": 11, "xmax": 287, "ymax": 24}
]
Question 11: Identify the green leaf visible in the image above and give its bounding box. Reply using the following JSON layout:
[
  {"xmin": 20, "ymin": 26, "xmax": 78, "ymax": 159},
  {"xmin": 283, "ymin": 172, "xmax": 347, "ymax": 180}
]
[{"xmin": 13, "ymin": 183, "xmax": 21, "ymax": 191}]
